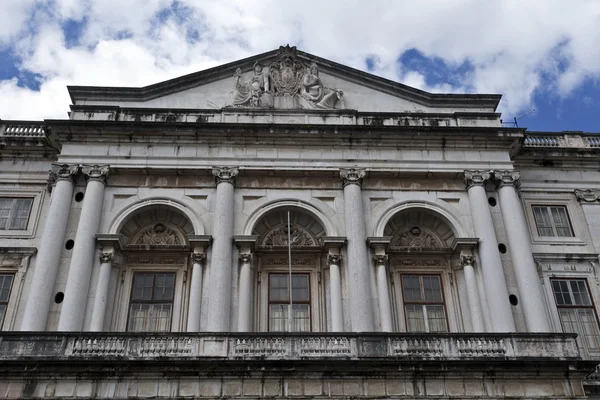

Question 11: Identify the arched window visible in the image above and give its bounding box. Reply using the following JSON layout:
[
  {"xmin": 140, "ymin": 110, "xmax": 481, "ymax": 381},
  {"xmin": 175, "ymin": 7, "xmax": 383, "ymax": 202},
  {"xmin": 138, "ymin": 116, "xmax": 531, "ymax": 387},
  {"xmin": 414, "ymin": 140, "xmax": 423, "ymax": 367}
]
[
  {"xmin": 251, "ymin": 207, "xmax": 327, "ymax": 332},
  {"xmin": 111, "ymin": 206, "xmax": 195, "ymax": 332},
  {"xmin": 383, "ymin": 209, "xmax": 462, "ymax": 332}
]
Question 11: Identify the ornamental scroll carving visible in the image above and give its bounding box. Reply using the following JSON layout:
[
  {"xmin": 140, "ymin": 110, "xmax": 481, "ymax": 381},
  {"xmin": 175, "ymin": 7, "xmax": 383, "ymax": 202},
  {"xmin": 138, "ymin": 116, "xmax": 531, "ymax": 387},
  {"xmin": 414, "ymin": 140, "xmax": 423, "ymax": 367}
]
[
  {"xmin": 262, "ymin": 225, "xmax": 317, "ymax": 247},
  {"xmin": 134, "ymin": 223, "xmax": 183, "ymax": 246},
  {"xmin": 391, "ymin": 226, "xmax": 445, "ymax": 250},
  {"xmin": 228, "ymin": 45, "xmax": 344, "ymax": 110}
]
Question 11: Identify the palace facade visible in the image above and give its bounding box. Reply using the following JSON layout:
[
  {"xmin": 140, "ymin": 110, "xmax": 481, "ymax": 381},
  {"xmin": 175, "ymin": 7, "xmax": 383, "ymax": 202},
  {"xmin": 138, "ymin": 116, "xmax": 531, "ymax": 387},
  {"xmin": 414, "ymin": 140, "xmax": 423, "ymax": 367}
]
[{"xmin": 0, "ymin": 45, "xmax": 599, "ymax": 399}]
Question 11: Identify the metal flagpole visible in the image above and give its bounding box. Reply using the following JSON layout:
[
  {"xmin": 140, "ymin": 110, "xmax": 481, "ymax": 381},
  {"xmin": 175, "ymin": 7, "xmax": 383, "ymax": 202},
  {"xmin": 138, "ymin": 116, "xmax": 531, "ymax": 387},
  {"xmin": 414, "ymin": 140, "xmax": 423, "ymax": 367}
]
[{"xmin": 287, "ymin": 211, "xmax": 293, "ymax": 332}]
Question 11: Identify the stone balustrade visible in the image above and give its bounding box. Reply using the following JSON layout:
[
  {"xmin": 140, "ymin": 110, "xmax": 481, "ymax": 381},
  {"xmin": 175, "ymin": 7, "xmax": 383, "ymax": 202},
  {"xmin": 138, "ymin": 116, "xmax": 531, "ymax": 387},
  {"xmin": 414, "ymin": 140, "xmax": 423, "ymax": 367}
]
[
  {"xmin": 524, "ymin": 132, "xmax": 600, "ymax": 148},
  {"xmin": 1, "ymin": 122, "xmax": 46, "ymax": 138},
  {"xmin": 0, "ymin": 332, "xmax": 581, "ymax": 361}
]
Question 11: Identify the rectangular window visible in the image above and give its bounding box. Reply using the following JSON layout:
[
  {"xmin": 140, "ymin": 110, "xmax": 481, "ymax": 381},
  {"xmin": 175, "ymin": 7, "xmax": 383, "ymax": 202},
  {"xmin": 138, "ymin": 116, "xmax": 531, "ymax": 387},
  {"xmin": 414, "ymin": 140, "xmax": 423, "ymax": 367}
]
[
  {"xmin": 128, "ymin": 272, "xmax": 175, "ymax": 332},
  {"xmin": 0, "ymin": 198, "xmax": 33, "ymax": 230},
  {"xmin": 401, "ymin": 275, "xmax": 448, "ymax": 332},
  {"xmin": 551, "ymin": 278, "xmax": 600, "ymax": 353},
  {"xmin": 532, "ymin": 205, "xmax": 574, "ymax": 237},
  {"xmin": 0, "ymin": 274, "xmax": 14, "ymax": 329},
  {"xmin": 269, "ymin": 273, "xmax": 310, "ymax": 332}
]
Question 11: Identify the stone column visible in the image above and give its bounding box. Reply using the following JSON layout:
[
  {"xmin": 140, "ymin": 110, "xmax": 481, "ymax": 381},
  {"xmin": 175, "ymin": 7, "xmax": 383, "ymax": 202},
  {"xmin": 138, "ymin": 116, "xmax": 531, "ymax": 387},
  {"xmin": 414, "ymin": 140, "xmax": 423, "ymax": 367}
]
[
  {"xmin": 206, "ymin": 167, "xmax": 238, "ymax": 332},
  {"xmin": 340, "ymin": 168, "xmax": 374, "ymax": 332},
  {"xmin": 90, "ymin": 252, "xmax": 114, "ymax": 331},
  {"xmin": 237, "ymin": 252, "xmax": 253, "ymax": 332},
  {"xmin": 373, "ymin": 254, "xmax": 393, "ymax": 332},
  {"xmin": 464, "ymin": 170, "xmax": 515, "ymax": 332},
  {"xmin": 21, "ymin": 164, "xmax": 79, "ymax": 331},
  {"xmin": 496, "ymin": 170, "xmax": 551, "ymax": 332},
  {"xmin": 460, "ymin": 254, "xmax": 485, "ymax": 332},
  {"xmin": 58, "ymin": 165, "xmax": 109, "ymax": 331},
  {"xmin": 187, "ymin": 252, "xmax": 206, "ymax": 332},
  {"xmin": 327, "ymin": 254, "xmax": 344, "ymax": 332}
]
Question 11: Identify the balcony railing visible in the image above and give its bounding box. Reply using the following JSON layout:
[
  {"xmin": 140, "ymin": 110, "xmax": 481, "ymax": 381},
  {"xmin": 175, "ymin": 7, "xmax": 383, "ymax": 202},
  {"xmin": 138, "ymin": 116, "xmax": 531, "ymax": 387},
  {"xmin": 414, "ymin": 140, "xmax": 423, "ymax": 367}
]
[
  {"xmin": 0, "ymin": 332, "xmax": 580, "ymax": 361},
  {"xmin": 524, "ymin": 133, "xmax": 600, "ymax": 148}
]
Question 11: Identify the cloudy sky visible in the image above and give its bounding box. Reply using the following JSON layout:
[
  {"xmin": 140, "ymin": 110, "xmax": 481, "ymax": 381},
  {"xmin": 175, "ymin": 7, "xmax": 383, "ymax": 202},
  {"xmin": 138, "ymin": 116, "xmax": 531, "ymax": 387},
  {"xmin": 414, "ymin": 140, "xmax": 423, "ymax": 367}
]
[{"xmin": 1, "ymin": 0, "xmax": 599, "ymax": 131}]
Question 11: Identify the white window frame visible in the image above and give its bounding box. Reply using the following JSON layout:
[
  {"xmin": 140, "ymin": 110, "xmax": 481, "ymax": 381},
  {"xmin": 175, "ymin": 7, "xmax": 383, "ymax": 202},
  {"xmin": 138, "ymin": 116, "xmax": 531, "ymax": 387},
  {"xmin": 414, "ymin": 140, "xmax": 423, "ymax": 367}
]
[
  {"xmin": 112, "ymin": 256, "xmax": 188, "ymax": 332},
  {"xmin": 390, "ymin": 256, "xmax": 461, "ymax": 333},
  {"xmin": 531, "ymin": 205, "xmax": 574, "ymax": 237},
  {"xmin": 548, "ymin": 276, "xmax": 600, "ymax": 356},
  {"xmin": 0, "ymin": 190, "xmax": 45, "ymax": 238},
  {"xmin": 521, "ymin": 193, "xmax": 587, "ymax": 245},
  {"xmin": 256, "ymin": 253, "xmax": 323, "ymax": 332}
]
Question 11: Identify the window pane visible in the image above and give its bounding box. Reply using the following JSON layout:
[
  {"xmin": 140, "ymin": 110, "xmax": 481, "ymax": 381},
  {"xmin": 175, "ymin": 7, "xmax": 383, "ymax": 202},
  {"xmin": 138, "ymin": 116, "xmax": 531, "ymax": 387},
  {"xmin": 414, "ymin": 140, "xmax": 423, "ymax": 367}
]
[
  {"xmin": 402, "ymin": 276, "xmax": 422, "ymax": 302},
  {"xmin": 128, "ymin": 304, "xmax": 150, "ymax": 331},
  {"xmin": 0, "ymin": 199, "xmax": 12, "ymax": 230},
  {"xmin": 269, "ymin": 275, "xmax": 288, "ymax": 302},
  {"xmin": 154, "ymin": 273, "xmax": 175, "ymax": 301},
  {"xmin": 405, "ymin": 304, "xmax": 425, "ymax": 332},
  {"xmin": 150, "ymin": 304, "xmax": 172, "ymax": 332},
  {"xmin": 291, "ymin": 275, "xmax": 309, "ymax": 302},
  {"xmin": 292, "ymin": 304, "xmax": 310, "ymax": 332},
  {"xmin": 0, "ymin": 305, "xmax": 6, "ymax": 328},
  {"xmin": 132, "ymin": 274, "xmax": 153, "ymax": 300},
  {"xmin": 550, "ymin": 207, "xmax": 573, "ymax": 237},
  {"xmin": 570, "ymin": 280, "xmax": 591, "ymax": 305},
  {"xmin": 8, "ymin": 199, "xmax": 32, "ymax": 230},
  {"xmin": 269, "ymin": 304, "xmax": 288, "ymax": 331},
  {"xmin": 422, "ymin": 276, "xmax": 442, "ymax": 302},
  {"xmin": 0, "ymin": 275, "xmax": 14, "ymax": 302},
  {"xmin": 533, "ymin": 206, "xmax": 554, "ymax": 236},
  {"xmin": 558, "ymin": 309, "xmax": 578, "ymax": 334},
  {"xmin": 578, "ymin": 309, "xmax": 600, "ymax": 352},
  {"xmin": 552, "ymin": 280, "xmax": 572, "ymax": 305},
  {"xmin": 426, "ymin": 305, "xmax": 448, "ymax": 332}
]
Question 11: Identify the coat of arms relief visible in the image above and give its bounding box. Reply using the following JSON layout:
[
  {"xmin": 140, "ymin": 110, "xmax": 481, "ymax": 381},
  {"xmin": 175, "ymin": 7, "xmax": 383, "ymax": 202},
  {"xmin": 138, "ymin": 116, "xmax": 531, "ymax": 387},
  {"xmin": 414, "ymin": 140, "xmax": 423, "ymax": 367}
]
[{"xmin": 229, "ymin": 45, "xmax": 345, "ymax": 110}]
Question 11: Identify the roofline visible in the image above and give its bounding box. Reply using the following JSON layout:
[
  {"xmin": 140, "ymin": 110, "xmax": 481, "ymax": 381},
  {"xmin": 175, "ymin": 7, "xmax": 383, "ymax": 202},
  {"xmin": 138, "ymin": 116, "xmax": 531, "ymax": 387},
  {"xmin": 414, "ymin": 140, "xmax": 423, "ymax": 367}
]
[{"xmin": 67, "ymin": 47, "xmax": 502, "ymax": 110}]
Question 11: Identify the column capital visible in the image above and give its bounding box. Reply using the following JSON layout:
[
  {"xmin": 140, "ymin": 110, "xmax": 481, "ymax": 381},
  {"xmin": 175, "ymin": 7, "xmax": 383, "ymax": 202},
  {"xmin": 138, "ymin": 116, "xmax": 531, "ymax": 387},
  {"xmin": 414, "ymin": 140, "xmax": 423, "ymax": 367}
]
[
  {"xmin": 82, "ymin": 165, "xmax": 110, "ymax": 184},
  {"xmin": 99, "ymin": 252, "xmax": 114, "ymax": 264},
  {"xmin": 463, "ymin": 170, "xmax": 492, "ymax": 189},
  {"xmin": 495, "ymin": 170, "xmax": 521, "ymax": 188},
  {"xmin": 340, "ymin": 168, "xmax": 366, "ymax": 187},
  {"xmin": 212, "ymin": 167, "xmax": 239, "ymax": 185},
  {"xmin": 372, "ymin": 254, "xmax": 389, "ymax": 265},
  {"xmin": 238, "ymin": 253, "xmax": 253, "ymax": 264},
  {"xmin": 48, "ymin": 164, "xmax": 79, "ymax": 190},
  {"xmin": 460, "ymin": 254, "xmax": 475, "ymax": 268},
  {"xmin": 191, "ymin": 252, "xmax": 206, "ymax": 264},
  {"xmin": 575, "ymin": 189, "xmax": 600, "ymax": 203},
  {"xmin": 326, "ymin": 254, "xmax": 342, "ymax": 266}
]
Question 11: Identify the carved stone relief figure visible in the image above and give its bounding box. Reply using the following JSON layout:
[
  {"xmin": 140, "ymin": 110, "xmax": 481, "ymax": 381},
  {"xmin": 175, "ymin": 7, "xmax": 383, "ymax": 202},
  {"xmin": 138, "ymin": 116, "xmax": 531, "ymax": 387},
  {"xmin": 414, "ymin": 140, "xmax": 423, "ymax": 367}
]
[
  {"xmin": 231, "ymin": 62, "xmax": 273, "ymax": 108},
  {"xmin": 262, "ymin": 225, "xmax": 317, "ymax": 247},
  {"xmin": 134, "ymin": 223, "xmax": 182, "ymax": 246},
  {"xmin": 391, "ymin": 226, "xmax": 445, "ymax": 250},
  {"xmin": 227, "ymin": 46, "xmax": 345, "ymax": 109},
  {"xmin": 300, "ymin": 63, "xmax": 344, "ymax": 109}
]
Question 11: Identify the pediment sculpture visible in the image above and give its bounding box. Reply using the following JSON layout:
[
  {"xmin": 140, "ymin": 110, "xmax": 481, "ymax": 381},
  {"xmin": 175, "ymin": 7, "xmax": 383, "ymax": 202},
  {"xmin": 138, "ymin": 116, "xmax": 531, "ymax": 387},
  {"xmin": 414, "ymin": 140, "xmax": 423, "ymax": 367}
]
[
  {"xmin": 229, "ymin": 46, "xmax": 344, "ymax": 110},
  {"xmin": 134, "ymin": 223, "xmax": 183, "ymax": 246}
]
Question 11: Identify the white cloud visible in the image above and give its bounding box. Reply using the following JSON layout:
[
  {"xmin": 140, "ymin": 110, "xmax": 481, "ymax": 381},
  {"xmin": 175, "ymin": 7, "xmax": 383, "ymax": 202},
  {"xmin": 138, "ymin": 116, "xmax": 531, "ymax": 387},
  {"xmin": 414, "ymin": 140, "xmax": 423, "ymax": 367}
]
[{"xmin": 1, "ymin": 0, "xmax": 600, "ymax": 120}]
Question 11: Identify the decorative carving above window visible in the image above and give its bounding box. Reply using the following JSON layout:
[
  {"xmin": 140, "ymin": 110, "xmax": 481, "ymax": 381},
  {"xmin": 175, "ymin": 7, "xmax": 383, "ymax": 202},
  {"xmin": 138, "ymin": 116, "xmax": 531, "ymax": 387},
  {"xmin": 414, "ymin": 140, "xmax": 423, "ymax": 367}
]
[
  {"xmin": 132, "ymin": 223, "xmax": 184, "ymax": 246},
  {"xmin": 262, "ymin": 225, "xmax": 317, "ymax": 247},
  {"xmin": 390, "ymin": 226, "xmax": 445, "ymax": 250}
]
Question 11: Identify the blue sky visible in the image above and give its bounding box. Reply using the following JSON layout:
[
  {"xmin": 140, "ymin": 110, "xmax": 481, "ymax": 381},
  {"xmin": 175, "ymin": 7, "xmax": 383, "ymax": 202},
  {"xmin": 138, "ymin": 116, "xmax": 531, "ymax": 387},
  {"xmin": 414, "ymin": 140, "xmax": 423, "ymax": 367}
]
[{"xmin": 1, "ymin": 0, "xmax": 599, "ymax": 132}]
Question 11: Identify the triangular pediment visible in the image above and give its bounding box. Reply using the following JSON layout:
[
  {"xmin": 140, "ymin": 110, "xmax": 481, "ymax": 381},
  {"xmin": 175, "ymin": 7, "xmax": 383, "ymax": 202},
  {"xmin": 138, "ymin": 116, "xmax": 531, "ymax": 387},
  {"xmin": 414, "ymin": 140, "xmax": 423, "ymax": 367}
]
[{"xmin": 68, "ymin": 45, "xmax": 500, "ymax": 114}]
